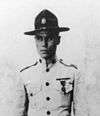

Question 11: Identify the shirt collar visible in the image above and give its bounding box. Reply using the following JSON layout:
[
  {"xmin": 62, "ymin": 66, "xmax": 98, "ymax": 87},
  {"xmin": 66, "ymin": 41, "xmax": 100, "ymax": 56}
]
[{"xmin": 38, "ymin": 57, "xmax": 58, "ymax": 72}]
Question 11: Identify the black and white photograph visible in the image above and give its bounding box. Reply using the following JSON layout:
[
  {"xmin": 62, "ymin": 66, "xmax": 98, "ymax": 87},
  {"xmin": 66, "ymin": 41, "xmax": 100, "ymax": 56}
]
[{"xmin": 0, "ymin": 0, "xmax": 100, "ymax": 116}]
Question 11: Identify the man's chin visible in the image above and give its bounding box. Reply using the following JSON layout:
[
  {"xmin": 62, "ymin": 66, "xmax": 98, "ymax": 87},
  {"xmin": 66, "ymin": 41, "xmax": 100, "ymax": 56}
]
[
  {"xmin": 41, "ymin": 54, "xmax": 48, "ymax": 59},
  {"xmin": 40, "ymin": 53, "xmax": 53, "ymax": 59}
]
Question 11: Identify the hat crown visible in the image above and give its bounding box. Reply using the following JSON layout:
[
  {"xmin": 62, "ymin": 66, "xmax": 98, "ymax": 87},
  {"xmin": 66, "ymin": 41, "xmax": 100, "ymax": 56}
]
[
  {"xmin": 35, "ymin": 9, "xmax": 58, "ymax": 30},
  {"xmin": 24, "ymin": 9, "xmax": 70, "ymax": 35}
]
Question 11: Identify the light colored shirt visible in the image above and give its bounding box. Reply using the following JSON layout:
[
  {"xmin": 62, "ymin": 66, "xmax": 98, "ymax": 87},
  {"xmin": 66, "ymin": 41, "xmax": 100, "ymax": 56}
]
[{"xmin": 15, "ymin": 59, "xmax": 87, "ymax": 116}]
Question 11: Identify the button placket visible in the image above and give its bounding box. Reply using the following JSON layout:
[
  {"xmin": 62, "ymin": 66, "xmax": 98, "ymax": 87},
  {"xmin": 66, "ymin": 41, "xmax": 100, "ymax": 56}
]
[
  {"xmin": 45, "ymin": 81, "xmax": 51, "ymax": 102},
  {"xmin": 45, "ymin": 81, "xmax": 51, "ymax": 115}
]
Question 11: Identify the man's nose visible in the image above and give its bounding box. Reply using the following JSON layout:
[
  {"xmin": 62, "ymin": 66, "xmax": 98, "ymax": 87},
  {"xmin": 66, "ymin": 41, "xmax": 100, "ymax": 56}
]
[{"xmin": 42, "ymin": 37, "xmax": 48, "ymax": 48}]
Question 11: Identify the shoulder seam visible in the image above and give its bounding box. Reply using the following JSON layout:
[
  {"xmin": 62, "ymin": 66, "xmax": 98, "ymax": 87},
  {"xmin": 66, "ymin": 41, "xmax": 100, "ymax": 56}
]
[
  {"xmin": 20, "ymin": 61, "xmax": 38, "ymax": 72},
  {"xmin": 59, "ymin": 59, "xmax": 78, "ymax": 69}
]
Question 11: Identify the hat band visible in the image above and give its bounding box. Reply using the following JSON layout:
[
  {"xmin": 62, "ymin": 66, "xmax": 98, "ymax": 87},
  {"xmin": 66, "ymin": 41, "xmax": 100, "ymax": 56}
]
[{"xmin": 36, "ymin": 26, "xmax": 59, "ymax": 30}]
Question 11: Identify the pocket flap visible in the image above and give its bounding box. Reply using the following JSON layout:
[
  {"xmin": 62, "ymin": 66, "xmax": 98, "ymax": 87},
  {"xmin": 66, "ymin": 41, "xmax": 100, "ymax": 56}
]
[{"xmin": 26, "ymin": 82, "xmax": 42, "ymax": 96}]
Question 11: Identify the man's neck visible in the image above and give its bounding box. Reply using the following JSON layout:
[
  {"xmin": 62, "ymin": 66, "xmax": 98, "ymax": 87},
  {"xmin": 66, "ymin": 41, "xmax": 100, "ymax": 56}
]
[
  {"xmin": 40, "ymin": 55, "xmax": 57, "ymax": 67},
  {"xmin": 45, "ymin": 56, "xmax": 56, "ymax": 64},
  {"xmin": 38, "ymin": 55, "xmax": 57, "ymax": 72}
]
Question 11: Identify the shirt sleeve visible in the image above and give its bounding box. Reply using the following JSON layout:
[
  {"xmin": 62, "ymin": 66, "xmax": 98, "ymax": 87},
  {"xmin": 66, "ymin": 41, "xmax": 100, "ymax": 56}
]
[
  {"xmin": 14, "ymin": 74, "xmax": 28, "ymax": 116},
  {"xmin": 73, "ymin": 70, "xmax": 88, "ymax": 116}
]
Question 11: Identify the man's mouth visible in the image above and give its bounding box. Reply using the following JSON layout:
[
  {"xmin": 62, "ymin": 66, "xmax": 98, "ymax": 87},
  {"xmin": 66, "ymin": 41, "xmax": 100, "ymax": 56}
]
[
  {"xmin": 40, "ymin": 50, "xmax": 48, "ymax": 52},
  {"xmin": 40, "ymin": 50, "xmax": 48, "ymax": 54}
]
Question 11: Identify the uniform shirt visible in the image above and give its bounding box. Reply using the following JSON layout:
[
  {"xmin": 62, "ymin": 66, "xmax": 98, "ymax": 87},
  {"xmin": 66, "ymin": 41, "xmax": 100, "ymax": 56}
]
[{"xmin": 15, "ymin": 59, "xmax": 87, "ymax": 116}]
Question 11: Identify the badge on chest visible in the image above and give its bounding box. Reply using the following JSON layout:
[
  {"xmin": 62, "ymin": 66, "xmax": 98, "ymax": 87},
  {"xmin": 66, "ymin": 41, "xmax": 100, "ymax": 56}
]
[{"xmin": 56, "ymin": 78, "xmax": 74, "ymax": 95}]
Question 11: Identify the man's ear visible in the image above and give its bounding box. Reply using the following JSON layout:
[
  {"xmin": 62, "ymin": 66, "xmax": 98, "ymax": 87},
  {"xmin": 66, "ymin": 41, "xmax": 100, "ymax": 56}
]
[{"xmin": 55, "ymin": 36, "xmax": 61, "ymax": 45}]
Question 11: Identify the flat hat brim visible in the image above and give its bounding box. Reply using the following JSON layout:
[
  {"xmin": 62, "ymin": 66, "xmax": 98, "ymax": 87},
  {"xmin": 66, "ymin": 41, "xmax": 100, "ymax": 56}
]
[{"xmin": 24, "ymin": 27, "xmax": 70, "ymax": 35}]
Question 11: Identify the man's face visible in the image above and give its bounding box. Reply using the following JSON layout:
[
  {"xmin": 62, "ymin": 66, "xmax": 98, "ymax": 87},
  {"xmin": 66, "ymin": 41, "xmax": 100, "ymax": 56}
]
[{"xmin": 35, "ymin": 31, "xmax": 60, "ymax": 59}]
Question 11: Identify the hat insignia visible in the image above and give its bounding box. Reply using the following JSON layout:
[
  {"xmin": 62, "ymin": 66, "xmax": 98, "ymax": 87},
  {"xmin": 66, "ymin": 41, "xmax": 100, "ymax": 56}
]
[{"xmin": 41, "ymin": 18, "xmax": 46, "ymax": 24}]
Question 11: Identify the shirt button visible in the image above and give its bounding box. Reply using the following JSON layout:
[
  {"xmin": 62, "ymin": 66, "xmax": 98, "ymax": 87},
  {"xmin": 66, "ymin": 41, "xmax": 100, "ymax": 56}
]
[
  {"xmin": 46, "ymin": 82, "xmax": 49, "ymax": 86},
  {"xmin": 46, "ymin": 97, "xmax": 50, "ymax": 101},
  {"xmin": 47, "ymin": 111, "xmax": 51, "ymax": 115},
  {"xmin": 46, "ymin": 68, "xmax": 49, "ymax": 72},
  {"xmin": 30, "ymin": 93, "xmax": 33, "ymax": 97}
]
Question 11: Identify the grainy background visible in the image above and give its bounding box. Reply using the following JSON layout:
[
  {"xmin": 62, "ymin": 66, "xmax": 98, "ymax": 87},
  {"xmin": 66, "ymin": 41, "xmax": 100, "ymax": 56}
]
[{"xmin": 0, "ymin": 0, "xmax": 100, "ymax": 116}]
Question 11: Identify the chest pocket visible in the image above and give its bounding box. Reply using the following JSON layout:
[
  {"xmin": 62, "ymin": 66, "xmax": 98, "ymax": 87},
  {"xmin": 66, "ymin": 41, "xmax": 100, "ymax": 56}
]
[
  {"xmin": 26, "ymin": 82, "xmax": 42, "ymax": 97},
  {"xmin": 53, "ymin": 78, "xmax": 74, "ymax": 94},
  {"xmin": 26, "ymin": 82, "xmax": 44, "ymax": 110}
]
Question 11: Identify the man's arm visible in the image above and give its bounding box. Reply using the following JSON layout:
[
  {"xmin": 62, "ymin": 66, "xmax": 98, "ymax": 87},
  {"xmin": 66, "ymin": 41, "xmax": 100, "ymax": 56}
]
[
  {"xmin": 73, "ymin": 70, "xmax": 88, "ymax": 116},
  {"xmin": 15, "ymin": 76, "xmax": 28, "ymax": 116}
]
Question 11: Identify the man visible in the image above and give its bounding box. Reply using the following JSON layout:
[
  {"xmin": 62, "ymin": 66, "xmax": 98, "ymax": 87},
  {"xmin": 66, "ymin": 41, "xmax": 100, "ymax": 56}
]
[{"xmin": 15, "ymin": 9, "xmax": 87, "ymax": 116}]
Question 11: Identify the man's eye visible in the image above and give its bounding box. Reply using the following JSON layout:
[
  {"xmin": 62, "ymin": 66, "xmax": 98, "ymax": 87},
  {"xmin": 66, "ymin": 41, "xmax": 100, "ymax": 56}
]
[
  {"xmin": 35, "ymin": 36, "xmax": 43, "ymax": 41},
  {"xmin": 48, "ymin": 37, "xmax": 53, "ymax": 41}
]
